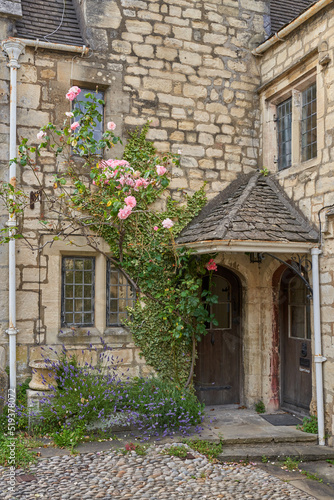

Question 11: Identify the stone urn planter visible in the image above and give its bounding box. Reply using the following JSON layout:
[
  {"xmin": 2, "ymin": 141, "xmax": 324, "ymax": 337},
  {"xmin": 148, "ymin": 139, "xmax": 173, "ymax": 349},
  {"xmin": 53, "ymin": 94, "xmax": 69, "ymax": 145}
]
[{"xmin": 29, "ymin": 360, "xmax": 58, "ymax": 391}]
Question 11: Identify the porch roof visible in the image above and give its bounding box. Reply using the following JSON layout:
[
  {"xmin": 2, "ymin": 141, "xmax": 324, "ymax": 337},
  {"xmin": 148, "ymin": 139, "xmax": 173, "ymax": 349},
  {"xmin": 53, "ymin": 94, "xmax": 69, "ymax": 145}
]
[
  {"xmin": 15, "ymin": 0, "xmax": 84, "ymax": 46},
  {"xmin": 177, "ymin": 172, "xmax": 319, "ymax": 252}
]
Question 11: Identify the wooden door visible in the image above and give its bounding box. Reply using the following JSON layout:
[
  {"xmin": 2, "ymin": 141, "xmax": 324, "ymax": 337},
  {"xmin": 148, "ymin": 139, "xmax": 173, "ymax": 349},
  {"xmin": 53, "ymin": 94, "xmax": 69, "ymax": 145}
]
[
  {"xmin": 195, "ymin": 267, "xmax": 241, "ymax": 405},
  {"xmin": 280, "ymin": 270, "xmax": 312, "ymax": 413}
]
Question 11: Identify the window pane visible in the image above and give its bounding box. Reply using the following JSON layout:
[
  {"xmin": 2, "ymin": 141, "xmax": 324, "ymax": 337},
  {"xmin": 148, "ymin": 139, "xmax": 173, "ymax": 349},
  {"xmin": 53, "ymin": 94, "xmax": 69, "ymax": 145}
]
[
  {"xmin": 72, "ymin": 89, "xmax": 104, "ymax": 154},
  {"xmin": 212, "ymin": 303, "xmax": 230, "ymax": 329},
  {"xmin": 290, "ymin": 306, "xmax": 305, "ymax": 339},
  {"xmin": 106, "ymin": 263, "xmax": 135, "ymax": 326},
  {"xmin": 62, "ymin": 257, "xmax": 94, "ymax": 326},
  {"xmin": 301, "ymin": 83, "xmax": 317, "ymax": 161},
  {"xmin": 277, "ymin": 98, "xmax": 292, "ymax": 171}
]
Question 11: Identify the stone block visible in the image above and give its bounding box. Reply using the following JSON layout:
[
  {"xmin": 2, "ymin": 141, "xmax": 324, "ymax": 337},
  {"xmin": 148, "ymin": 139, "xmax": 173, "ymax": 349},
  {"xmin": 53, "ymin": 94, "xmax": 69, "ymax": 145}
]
[
  {"xmin": 133, "ymin": 43, "xmax": 154, "ymax": 58},
  {"xmin": 126, "ymin": 19, "xmax": 152, "ymax": 35},
  {"xmin": 112, "ymin": 40, "xmax": 132, "ymax": 54},
  {"xmin": 143, "ymin": 77, "xmax": 172, "ymax": 92},
  {"xmin": 86, "ymin": 0, "xmax": 122, "ymax": 28},
  {"xmin": 172, "ymin": 26, "xmax": 192, "ymax": 41},
  {"xmin": 183, "ymin": 84, "xmax": 207, "ymax": 99},
  {"xmin": 198, "ymin": 132, "xmax": 214, "ymax": 146},
  {"xmin": 17, "ymin": 83, "xmax": 40, "ymax": 109},
  {"xmin": 156, "ymin": 46, "xmax": 178, "ymax": 61},
  {"xmin": 158, "ymin": 93, "xmax": 194, "ymax": 107},
  {"xmin": 179, "ymin": 50, "xmax": 202, "ymax": 66}
]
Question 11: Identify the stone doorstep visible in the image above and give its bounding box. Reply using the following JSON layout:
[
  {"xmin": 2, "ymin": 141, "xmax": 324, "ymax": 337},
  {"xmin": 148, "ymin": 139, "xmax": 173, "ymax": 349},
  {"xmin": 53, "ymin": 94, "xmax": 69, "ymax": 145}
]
[{"xmin": 218, "ymin": 444, "xmax": 334, "ymax": 462}]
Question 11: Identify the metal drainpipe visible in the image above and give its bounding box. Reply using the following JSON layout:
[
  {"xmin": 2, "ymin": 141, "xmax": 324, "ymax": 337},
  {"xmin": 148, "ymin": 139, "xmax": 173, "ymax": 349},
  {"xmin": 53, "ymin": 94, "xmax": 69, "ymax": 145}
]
[
  {"xmin": 1, "ymin": 40, "xmax": 25, "ymax": 393},
  {"xmin": 311, "ymin": 247, "xmax": 327, "ymax": 446}
]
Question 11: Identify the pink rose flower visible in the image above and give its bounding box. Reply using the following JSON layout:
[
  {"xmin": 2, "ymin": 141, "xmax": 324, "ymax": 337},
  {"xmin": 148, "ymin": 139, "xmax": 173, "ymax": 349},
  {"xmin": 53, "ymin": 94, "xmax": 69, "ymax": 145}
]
[
  {"xmin": 206, "ymin": 259, "xmax": 218, "ymax": 272},
  {"xmin": 124, "ymin": 196, "xmax": 136, "ymax": 208},
  {"xmin": 107, "ymin": 121, "xmax": 116, "ymax": 131},
  {"xmin": 118, "ymin": 206, "xmax": 132, "ymax": 220},
  {"xmin": 71, "ymin": 121, "xmax": 80, "ymax": 131},
  {"xmin": 65, "ymin": 112, "xmax": 74, "ymax": 117},
  {"xmin": 37, "ymin": 130, "xmax": 46, "ymax": 140},
  {"xmin": 153, "ymin": 226, "xmax": 158, "ymax": 231},
  {"xmin": 156, "ymin": 165, "xmax": 167, "ymax": 176},
  {"xmin": 162, "ymin": 218, "xmax": 174, "ymax": 229},
  {"xmin": 66, "ymin": 86, "xmax": 81, "ymax": 101}
]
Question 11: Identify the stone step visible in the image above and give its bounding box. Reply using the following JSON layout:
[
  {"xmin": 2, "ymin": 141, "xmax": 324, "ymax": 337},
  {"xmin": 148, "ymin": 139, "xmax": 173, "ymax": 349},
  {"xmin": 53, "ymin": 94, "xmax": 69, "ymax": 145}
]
[
  {"xmin": 218, "ymin": 443, "xmax": 334, "ymax": 462},
  {"xmin": 221, "ymin": 433, "xmax": 318, "ymax": 446}
]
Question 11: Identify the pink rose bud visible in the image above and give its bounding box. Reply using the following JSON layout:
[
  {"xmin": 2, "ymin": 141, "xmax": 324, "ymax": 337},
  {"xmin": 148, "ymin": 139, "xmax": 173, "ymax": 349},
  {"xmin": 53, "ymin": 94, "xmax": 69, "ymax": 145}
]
[
  {"xmin": 65, "ymin": 112, "xmax": 74, "ymax": 117},
  {"xmin": 37, "ymin": 130, "xmax": 46, "ymax": 140},
  {"xmin": 156, "ymin": 165, "xmax": 167, "ymax": 176},
  {"xmin": 162, "ymin": 218, "xmax": 174, "ymax": 229},
  {"xmin": 124, "ymin": 196, "xmax": 137, "ymax": 208},
  {"xmin": 71, "ymin": 121, "xmax": 80, "ymax": 131},
  {"xmin": 107, "ymin": 121, "xmax": 116, "ymax": 131},
  {"xmin": 153, "ymin": 226, "xmax": 158, "ymax": 231}
]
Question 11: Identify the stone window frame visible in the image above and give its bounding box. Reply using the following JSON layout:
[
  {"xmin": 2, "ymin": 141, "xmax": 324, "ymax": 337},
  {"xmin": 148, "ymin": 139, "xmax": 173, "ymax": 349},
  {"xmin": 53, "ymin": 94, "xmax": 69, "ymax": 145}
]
[
  {"xmin": 261, "ymin": 57, "xmax": 320, "ymax": 176},
  {"xmin": 42, "ymin": 236, "xmax": 131, "ymax": 345}
]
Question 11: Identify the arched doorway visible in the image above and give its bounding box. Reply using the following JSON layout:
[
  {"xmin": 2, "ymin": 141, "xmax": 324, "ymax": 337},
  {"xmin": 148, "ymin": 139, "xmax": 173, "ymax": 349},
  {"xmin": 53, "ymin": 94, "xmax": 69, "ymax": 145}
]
[
  {"xmin": 194, "ymin": 266, "xmax": 242, "ymax": 405},
  {"xmin": 280, "ymin": 268, "xmax": 312, "ymax": 413}
]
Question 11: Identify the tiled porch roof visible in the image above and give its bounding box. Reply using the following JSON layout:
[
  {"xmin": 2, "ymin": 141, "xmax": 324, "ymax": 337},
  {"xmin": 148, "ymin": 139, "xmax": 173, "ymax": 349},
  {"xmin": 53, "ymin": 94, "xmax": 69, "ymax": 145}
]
[
  {"xmin": 16, "ymin": 0, "xmax": 84, "ymax": 46},
  {"xmin": 177, "ymin": 172, "xmax": 319, "ymax": 246}
]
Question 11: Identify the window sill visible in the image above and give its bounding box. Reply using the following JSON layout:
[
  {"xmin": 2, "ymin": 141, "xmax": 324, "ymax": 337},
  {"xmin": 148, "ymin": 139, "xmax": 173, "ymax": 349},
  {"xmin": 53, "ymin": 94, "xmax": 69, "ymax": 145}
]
[
  {"xmin": 277, "ymin": 156, "xmax": 319, "ymax": 178},
  {"xmin": 58, "ymin": 327, "xmax": 102, "ymax": 338},
  {"xmin": 104, "ymin": 326, "xmax": 131, "ymax": 337}
]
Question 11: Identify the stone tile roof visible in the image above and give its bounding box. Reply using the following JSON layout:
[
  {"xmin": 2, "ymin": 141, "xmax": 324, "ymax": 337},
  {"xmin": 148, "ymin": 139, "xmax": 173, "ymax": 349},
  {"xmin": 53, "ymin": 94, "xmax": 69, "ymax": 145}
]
[
  {"xmin": 16, "ymin": 0, "xmax": 84, "ymax": 46},
  {"xmin": 177, "ymin": 172, "xmax": 319, "ymax": 246},
  {"xmin": 269, "ymin": 0, "xmax": 317, "ymax": 34}
]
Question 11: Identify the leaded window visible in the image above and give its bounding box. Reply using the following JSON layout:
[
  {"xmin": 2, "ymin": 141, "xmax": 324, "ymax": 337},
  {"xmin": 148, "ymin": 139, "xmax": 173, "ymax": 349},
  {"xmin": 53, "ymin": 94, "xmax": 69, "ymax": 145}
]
[
  {"xmin": 106, "ymin": 262, "xmax": 135, "ymax": 326},
  {"xmin": 61, "ymin": 257, "xmax": 95, "ymax": 327},
  {"xmin": 73, "ymin": 88, "xmax": 104, "ymax": 154},
  {"xmin": 277, "ymin": 97, "xmax": 292, "ymax": 171},
  {"xmin": 301, "ymin": 83, "xmax": 317, "ymax": 162},
  {"xmin": 288, "ymin": 276, "xmax": 311, "ymax": 340}
]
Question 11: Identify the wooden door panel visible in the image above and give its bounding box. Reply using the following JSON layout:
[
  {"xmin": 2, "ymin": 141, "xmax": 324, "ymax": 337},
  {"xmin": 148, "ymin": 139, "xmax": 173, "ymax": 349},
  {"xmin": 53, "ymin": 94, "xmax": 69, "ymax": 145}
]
[
  {"xmin": 280, "ymin": 270, "xmax": 312, "ymax": 413},
  {"xmin": 195, "ymin": 267, "xmax": 241, "ymax": 405}
]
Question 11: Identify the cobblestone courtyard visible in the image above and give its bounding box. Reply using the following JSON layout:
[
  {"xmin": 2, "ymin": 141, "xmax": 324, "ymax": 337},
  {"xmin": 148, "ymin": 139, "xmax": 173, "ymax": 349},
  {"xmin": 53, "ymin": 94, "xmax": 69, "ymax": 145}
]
[{"xmin": 0, "ymin": 443, "xmax": 314, "ymax": 499}]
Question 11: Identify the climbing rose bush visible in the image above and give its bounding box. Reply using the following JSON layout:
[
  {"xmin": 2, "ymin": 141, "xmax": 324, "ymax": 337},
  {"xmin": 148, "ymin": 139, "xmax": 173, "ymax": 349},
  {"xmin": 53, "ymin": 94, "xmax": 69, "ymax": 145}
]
[{"xmin": 0, "ymin": 87, "xmax": 218, "ymax": 386}]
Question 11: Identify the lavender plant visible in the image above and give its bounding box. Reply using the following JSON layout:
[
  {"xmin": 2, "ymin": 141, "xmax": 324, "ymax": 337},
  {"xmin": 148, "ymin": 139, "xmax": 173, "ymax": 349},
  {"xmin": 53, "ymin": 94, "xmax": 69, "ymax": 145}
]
[{"xmin": 24, "ymin": 342, "xmax": 204, "ymax": 442}]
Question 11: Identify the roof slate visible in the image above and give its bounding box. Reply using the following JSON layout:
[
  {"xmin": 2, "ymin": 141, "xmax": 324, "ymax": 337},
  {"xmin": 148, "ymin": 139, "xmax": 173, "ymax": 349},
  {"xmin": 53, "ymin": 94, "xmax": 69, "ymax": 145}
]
[
  {"xmin": 269, "ymin": 0, "xmax": 317, "ymax": 34},
  {"xmin": 177, "ymin": 172, "xmax": 319, "ymax": 246},
  {"xmin": 16, "ymin": 0, "xmax": 84, "ymax": 46}
]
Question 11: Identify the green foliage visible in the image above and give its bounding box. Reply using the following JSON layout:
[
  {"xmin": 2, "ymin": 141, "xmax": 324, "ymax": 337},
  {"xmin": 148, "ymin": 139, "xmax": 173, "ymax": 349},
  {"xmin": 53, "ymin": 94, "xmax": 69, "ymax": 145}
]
[
  {"xmin": 184, "ymin": 439, "xmax": 223, "ymax": 461},
  {"xmin": 123, "ymin": 121, "xmax": 157, "ymax": 170},
  {"xmin": 297, "ymin": 415, "xmax": 318, "ymax": 434},
  {"xmin": 283, "ymin": 457, "xmax": 300, "ymax": 471},
  {"xmin": 0, "ymin": 434, "xmax": 37, "ymax": 468},
  {"xmin": 261, "ymin": 455, "xmax": 269, "ymax": 463},
  {"xmin": 255, "ymin": 400, "xmax": 265, "ymax": 414},
  {"xmin": 301, "ymin": 470, "xmax": 323, "ymax": 482},
  {"xmin": 163, "ymin": 444, "xmax": 189, "ymax": 458},
  {"xmin": 51, "ymin": 424, "xmax": 85, "ymax": 452}
]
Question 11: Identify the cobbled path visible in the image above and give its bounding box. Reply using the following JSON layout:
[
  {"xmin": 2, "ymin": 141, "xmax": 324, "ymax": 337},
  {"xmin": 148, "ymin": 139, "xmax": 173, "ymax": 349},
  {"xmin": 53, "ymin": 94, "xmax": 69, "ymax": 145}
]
[{"xmin": 0, "ymin": 443, "xmax": 314, "ymax": 499}]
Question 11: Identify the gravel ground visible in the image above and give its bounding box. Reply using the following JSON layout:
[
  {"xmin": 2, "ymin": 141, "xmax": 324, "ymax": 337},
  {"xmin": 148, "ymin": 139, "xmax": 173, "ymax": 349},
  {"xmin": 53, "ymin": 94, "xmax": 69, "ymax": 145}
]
[{"xmin": 0, "ymin": 443, "xmax": 314, "ymax": 499}]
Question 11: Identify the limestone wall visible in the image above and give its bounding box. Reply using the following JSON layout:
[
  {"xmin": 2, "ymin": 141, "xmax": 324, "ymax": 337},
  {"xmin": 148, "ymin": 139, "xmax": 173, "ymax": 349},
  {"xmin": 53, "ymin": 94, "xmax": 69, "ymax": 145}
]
[{"xmin": 258, "ymin": 4, "xmax": 334, "ymax": 438}]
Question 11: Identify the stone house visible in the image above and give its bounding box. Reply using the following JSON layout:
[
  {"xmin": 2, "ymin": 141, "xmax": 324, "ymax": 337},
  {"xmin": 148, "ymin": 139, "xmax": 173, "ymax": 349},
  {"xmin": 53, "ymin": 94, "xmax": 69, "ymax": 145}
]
[{"xmin": 0, "ymin": 0, "xmax": 333, "ymax": 443}]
